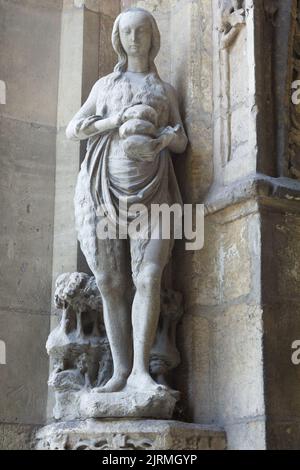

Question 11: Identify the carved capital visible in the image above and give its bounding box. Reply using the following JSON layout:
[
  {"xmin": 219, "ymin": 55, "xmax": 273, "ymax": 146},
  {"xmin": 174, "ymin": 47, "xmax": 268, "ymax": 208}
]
[{"xmin": 218, "ymin": 1, "xmax": 246, "ymax": 49}]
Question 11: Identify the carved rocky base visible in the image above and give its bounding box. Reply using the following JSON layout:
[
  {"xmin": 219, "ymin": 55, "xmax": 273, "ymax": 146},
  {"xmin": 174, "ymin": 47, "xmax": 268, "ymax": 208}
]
[
  {"xmin": 81, "ymin": 387, "xmax": 179, "ymax": 419},
  {"xmin": 35, "ymin": 419, "xmax": 226, "ymax": 450},
  {"xmin": 54, "ymin": 388, "xmax": 179, "ymax": 420}
]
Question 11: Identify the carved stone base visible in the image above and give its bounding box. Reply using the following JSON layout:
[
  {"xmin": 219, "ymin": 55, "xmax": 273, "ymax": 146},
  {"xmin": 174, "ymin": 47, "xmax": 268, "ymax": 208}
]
[
  {"xmin": 53, "ymin": 388, "xmax": 179, "ymax": 421},
  {"xmin": 81, "ymin": 388, "xmax": 179, "ymax": 419},
  {"xmin": 35, "ymin": 419, "xmax": 227, "ymax": 450}
]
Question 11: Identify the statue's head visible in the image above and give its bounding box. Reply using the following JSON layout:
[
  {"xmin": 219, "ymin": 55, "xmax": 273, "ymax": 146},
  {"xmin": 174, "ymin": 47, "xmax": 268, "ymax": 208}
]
[{"xmin": 112, "ymin": 8, "xmax": 160, "ymax": 75}]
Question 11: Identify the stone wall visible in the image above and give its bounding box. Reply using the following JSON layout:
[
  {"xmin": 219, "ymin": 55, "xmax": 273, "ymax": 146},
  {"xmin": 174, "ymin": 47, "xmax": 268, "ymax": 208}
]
[
  {"xmin": 0, "ymin": 0, "xmax": 62, "ymax": 449},
  {"xmin": 1, "ymin": 0, "xmax": 300, "ymax": 451},
  {"xmin": 176, "ymin": 199, "xmax": 266, "ymax": 449}
]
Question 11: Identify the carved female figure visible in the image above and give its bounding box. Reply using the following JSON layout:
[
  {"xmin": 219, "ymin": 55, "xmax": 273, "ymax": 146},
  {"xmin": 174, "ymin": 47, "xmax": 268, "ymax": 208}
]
[{"xmin": 66, "ymin": 8, "xmax": 187, "ymax": 394}]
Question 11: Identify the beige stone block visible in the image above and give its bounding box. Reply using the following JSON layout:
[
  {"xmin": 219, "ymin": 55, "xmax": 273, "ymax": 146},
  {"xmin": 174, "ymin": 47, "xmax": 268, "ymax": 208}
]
[
  {"xmin": 99, "ymin": 12, "xmax": 118, "ymax": 78},
  {"xmin": 0, "ymin": 0, "xmax": 61, "ymax": 126},
  {"xmin": 0, "ymin": 118, "xmax": 55, "ymax": 313},
  {"xmin": 175, "ymin": 313, "xmax": 212, "ymax": 423},
  {"xmin": 221, "ymin": 215, "xmax": 252, "ymax": 302},
  {"xmin": 224, "ymin": 153, "xmax": 257, "ymax": 184},
  {"xmin": 225, "ymin": 419, "xmax": 266, "ymax": 450},
  {"xmin": 176, "ymin": 221, "xmax": 221, "ymax": 308},
  {"xmin": 56, "ymin": 4, "xmax": 85, "ymax": 129},
  {"xmin": 211, "ymin": 304, "xmax": 265, "ymax": 423},
  {"xmin": 229, "ymin": 26, "xmax": 248, "ymax": 107},
  {"xmin": 0, "ymin": 423, "xmax": 37, "ymax": 450},
  {"xmin": 0, "ymin": 311, "xmax": 50, "ymax": 425},
  {"xmin": 98, "ymin": 0, "xmax": 120, "ymax": 17},
  {"xmin": 52, "ymin": 129, "xmax": 79, "ymax": 282},
  {"xmin": 177, "ymin": 211, "xmax": 257, "ymax": 309},
  {"xmin": 230, "ymin": 105, "xmax": 249, "ymax": 157},
  {"xmin": 82, "ymin": 9, "xmax": 101, "ymax": 99}
]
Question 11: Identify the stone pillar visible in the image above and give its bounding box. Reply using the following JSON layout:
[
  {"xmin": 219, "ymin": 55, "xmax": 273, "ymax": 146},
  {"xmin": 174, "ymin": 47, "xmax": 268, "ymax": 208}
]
[
  {"xmin": 0, "ymin": 0, "xmax": 62, "ymax": 449},
  {"xmin": 175, "ymin": 0, "xmax": 300, "ymax": 450}
]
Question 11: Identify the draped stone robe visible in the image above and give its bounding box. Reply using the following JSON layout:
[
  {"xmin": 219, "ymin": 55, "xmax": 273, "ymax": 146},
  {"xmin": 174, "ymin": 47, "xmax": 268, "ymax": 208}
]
[{"xmin": 66, "ymin": 72, "xmax": 186, "ymax": 280}]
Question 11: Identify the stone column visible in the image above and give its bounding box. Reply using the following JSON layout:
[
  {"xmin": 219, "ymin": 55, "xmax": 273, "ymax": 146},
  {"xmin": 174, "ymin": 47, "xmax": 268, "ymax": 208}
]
[{"xmin": 0, "ymin": 0, "xmax": 62, "ymax": 450}]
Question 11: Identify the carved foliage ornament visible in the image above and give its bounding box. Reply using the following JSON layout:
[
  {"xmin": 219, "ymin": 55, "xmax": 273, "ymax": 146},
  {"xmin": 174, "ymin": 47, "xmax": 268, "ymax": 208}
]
[
  {"xmin": 74, "ymin": 434, "xmax": 155, "ymax": 451},
  {"xmin": 218, "ymin": 0, "xmax": 246, "ymax": 49},
  {"xmin": 47, "ymin": 273, "xmax": 183, "ymax": 405}
]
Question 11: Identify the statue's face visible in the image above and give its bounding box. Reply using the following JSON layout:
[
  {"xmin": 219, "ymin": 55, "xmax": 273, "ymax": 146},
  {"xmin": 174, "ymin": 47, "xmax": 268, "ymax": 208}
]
[{"xmin": 119, "ymin": 11, "xmax": 152, "ymax": 59}]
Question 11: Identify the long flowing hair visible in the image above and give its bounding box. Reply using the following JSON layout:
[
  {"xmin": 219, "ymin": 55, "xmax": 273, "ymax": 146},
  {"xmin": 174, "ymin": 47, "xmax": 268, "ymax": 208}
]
[
  {"xmin": 96, "ymin": 8, "xmax": 168, "ymax": 126},
  {"xmin": 111, "ymin": 8, "xmax": 161, "ymax": 77}
]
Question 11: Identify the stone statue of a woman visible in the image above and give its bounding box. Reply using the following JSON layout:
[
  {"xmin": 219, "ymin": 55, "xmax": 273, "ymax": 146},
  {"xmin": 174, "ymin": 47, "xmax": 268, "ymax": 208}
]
[{"xmin": 66, "ymin": 7, "xmax": 187, "ymax": 395}]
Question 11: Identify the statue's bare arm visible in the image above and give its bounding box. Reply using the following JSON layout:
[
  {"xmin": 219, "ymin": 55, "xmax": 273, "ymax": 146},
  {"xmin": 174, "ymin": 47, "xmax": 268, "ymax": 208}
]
[
  {"xmin": 155, "ymin": 83, "xmax": 188, "ymax": 154},
  {"xmin": 66, "ymin": 80, "xmax": 122, "ymax": 141}
]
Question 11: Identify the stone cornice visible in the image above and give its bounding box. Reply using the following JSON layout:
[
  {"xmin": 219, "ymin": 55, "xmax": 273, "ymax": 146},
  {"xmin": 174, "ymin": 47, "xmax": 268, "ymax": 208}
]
[{"xmin": 204, "ymin": 173, "xmax": 300, "ymax": 216}]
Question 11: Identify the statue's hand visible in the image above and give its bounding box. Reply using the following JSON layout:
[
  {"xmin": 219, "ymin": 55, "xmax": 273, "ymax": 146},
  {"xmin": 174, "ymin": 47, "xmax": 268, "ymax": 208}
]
[
  {"xmin": 154, "ymin": 126, "xmax": 178, "ymax": 153},
  {"xmin": 94, "ymin": 111, "xmax": 124, "ymax": 133},
  {"xmin": 108, "ymin": 111, "xmax": 124, "ymax": 129}
]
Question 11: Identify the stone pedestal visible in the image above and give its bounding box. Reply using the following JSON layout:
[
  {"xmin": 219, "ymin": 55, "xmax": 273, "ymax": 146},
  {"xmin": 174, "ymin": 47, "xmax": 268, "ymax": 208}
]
[
  {"xmin": 35, "ymin": 419, "xmax": 226, "ymax": 450},
  {"xmin": 54, "ymin": 388, "xmax": 179, "ymax": 421},
  {"xmin": 80, "ymin": 388, "xmax": 179, "ymax": 420}
]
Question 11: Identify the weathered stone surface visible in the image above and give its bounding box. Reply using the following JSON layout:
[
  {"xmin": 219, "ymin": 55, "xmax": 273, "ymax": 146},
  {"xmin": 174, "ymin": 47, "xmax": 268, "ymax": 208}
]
[
  {"xmin": 99, "ymin": 10, "xmax": 119, "ymax": 78},
  {"xmin": 0, "ymin": 0, "xmax": 61, "ymax": 439},
  {"xmin": 52, "ymin": 129, "xmax": 79, "ymax": 282},
  {"xmin": 0, "ymin": 0, "xmax": 61, "ymax": 126},
  {"xmin": 0, "ymin": 118, "xmax": 56, "ymax": 314},
  {"xmin": 0, "ymin": 423, "xmax": 38, "ymax": 450},
  {"xmin": 47, "ymin": 272, "xmax": 183, "ymax": 420},
  {"xmin": 176, "ymin": 303, "xmax": 265, "ymax": 438},
  {"xmin": 35, "ymin": 419, "xmax": 226, "ymax": 450},
  {"xmin": 225, "ymin": 419, "xmax": 266, "ymax": 451},
  {"xmin": 211, "ymin": 304, "xmax": 265, "ymax": 424},
  {"xmin": 176, "ymin": 206, "xmax": 258, "ymax": 310},
  {"xmin": 175, "ymin": 314, "xmax": 211, "ymax": 423},
  {"xmin": 52, "ymin": 386, "xmax": 178, "ymax": 421},
  {"xmin": 80, "ymin": 388, "xmax": 179, "ymax": 419},
  {"xmin": 0, "ymin": 311, "xmax": 50, "ymax": 425}
]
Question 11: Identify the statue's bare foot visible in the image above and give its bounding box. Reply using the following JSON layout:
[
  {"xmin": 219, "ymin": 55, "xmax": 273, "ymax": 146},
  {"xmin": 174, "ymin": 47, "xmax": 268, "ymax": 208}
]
[
  {"xmin": 92, "ymin": 372, "xmax": 128, "ymax": 393},
  {"xmin": 126, "ymin": 371, "xmax": 169, "ymax": 393}
]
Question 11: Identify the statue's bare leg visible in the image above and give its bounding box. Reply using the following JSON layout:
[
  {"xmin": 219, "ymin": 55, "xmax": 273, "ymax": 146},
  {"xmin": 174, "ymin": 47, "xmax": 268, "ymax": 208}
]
[
  {"xmin": 126, "ymin": 237, "xmax": 172, "ymax": 392},
  {"xmin": 83, "ymin": 237, "xmax": 133, "ymax": 393}
]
